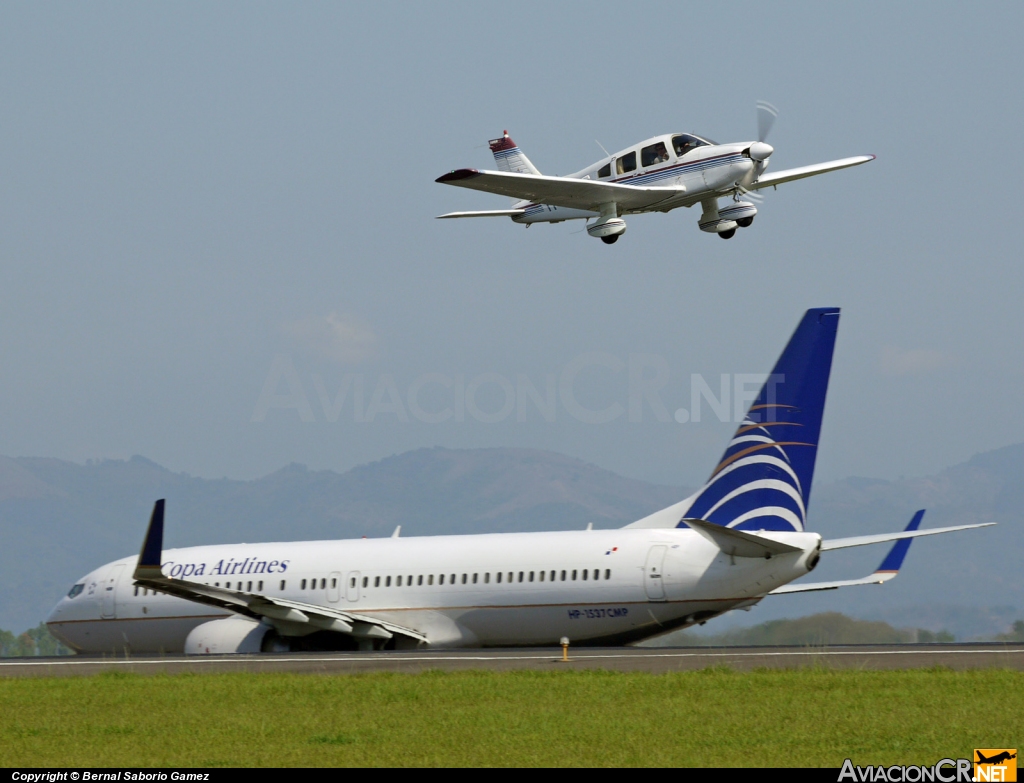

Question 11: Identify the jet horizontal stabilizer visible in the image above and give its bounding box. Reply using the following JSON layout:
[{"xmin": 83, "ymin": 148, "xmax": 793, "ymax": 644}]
[{"xmin": 682, "ymin": 518, "xmax": 803, "ymax": 558}]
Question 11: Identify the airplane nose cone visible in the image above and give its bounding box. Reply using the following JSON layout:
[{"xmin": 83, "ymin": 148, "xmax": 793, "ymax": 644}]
[{"xmin": 748, "ymin": 142, "xmax": 774, "ymax": 161}]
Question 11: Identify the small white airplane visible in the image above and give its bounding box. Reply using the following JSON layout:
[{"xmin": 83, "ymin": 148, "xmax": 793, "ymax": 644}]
[
  {"xmin": 436, "ymin": 103, "xmax": 874, "ymax": 243},
  {"xmin": 46, "ymin": 308, "xmax": 991, "ymax": 655}
]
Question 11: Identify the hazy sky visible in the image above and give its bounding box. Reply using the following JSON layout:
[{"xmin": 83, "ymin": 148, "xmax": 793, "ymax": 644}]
[{"xmin": 2, "ymin": 2, "xmax": 1023, "ymax": 488}]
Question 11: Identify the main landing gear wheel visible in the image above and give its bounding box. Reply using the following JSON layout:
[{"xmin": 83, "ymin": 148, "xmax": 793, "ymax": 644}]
[
  {"xmin": 736, "ymin": 216, "xmax": 754, "ymax": 228},
  {"xmin": 718, "ymin": 228, "xmax": 736, "ymax": 239},
  {"xmin": 601, "ymin": 235, "xmax": 619, "ymax": 244}
]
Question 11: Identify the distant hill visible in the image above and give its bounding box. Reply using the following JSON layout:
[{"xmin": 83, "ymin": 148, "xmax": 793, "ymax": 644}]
[
  {"xmin": 644, "ymin": 612, "xmax": 948, "ymax": 647},
  {"xmin": 0, "ymin": 448, "xmax": 683, "ymax": 632},
  {"xmin": 1, "ymin": 442, "xmax": 1021, "ymax": 637}
]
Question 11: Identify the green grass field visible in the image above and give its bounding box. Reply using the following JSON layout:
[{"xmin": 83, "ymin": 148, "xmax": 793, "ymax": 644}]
[{"xmin": 2, "ymin": 668, "xmax": 1020, "ymax": 767}]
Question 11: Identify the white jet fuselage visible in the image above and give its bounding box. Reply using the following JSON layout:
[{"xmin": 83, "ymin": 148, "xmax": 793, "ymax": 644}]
[{"xmin": 48, "ymin": 527, "xmax": 820, "ymax": 653}]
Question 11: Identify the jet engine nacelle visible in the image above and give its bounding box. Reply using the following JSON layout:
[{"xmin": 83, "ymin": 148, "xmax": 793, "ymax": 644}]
[
  {"xmin": 719, "ymin": 201, "xmax": 757, "ymax": 228},
  {"xmin": 587, "ymin": 216, "xmax": 627, "ymax": 239},
  {"xmin": 184, "ymin": 616, "xmax": 270, "ymax": 655}
]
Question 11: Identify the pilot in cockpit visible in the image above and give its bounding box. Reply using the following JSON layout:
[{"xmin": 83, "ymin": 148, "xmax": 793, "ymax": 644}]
[{"xmin": 652, "ymin": 142, "xmax": 669, "ymax": 163}]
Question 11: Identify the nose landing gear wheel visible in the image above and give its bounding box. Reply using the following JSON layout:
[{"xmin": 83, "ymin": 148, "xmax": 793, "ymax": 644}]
[
  {"xmin": 718, "ymin": 228, "xmax": 736, "ymax": 239},
  {"xmin": 601, "ymin": 235, "xmax": 619, "ymax": 244}
]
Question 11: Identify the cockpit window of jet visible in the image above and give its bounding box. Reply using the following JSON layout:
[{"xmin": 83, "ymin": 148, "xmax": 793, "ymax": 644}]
[{"xmin": 46, "ymin": 309, "xmax": 993, "ymax": 656}]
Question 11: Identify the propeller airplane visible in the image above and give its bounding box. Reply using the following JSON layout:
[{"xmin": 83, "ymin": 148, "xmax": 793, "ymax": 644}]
[{"xmin": 436, "ymin": 103, "xmax": 874, "ymax": 244}]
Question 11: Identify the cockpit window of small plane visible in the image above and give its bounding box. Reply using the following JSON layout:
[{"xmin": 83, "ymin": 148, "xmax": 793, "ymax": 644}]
[
  {"xmin": 598, "ymin": 162, "xmax": 611, "ymax": 178},
  {"xmin": 672, "ymin": 134, "xmax": 711, "ymax": 158},
  {"xmin": 615, "ymin": 151, "xmax": 637, "ymax": 175},
  {"xmin": 641, "ymin": 141, "xmax": 670, "ymax": 167},
  {"xmin": 67, "ymin": 583, "xmax": 85, "ymax": 599}
]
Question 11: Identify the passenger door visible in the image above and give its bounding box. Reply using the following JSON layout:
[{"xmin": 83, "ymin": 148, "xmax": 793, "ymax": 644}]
[
  {"xmin": 644, "ymin": 546, "xmax": 667, "ymax": 601},
  {"xmin": 101, "ymin": 564, "xmax": 125, "ymax": 618}
]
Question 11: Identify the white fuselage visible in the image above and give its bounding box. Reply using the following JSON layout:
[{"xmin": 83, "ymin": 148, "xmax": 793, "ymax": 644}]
[
  {"xmin": 511, "ymin": 137, "xmax": 758, "ymax": 225},
  {"xmin": 47, "ymin": 527, "xmax": 820, "ymax": 653}
]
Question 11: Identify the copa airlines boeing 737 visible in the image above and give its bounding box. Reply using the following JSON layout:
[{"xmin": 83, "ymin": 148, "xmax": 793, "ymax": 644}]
[{"xmin": 46, "ymin": 309, "xmax": 992, "ymax": 655}]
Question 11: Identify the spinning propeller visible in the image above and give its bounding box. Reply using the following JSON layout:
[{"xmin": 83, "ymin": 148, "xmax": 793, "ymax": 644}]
[{"xmin": 737, "ymin": 100, "xmax": 780, "ymax": 203}]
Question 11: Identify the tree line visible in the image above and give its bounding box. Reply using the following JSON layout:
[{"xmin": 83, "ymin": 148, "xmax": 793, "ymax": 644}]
[{"xmin": 0, "ymin": 623, "xmax": 75, "ymax": 657}]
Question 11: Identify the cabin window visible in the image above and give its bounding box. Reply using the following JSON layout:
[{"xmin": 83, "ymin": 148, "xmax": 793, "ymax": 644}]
[
  {"xmin": 529, "ymin": 571, "xmax": 535, "ymax": 582},
  {"xmin": 451, "ymin": 574, "xmax": 456, "ymax": 584},
  {"xmin": 582, "ymin": 569, "xmax": 588, "ymax": 581},
  {"xmin": 507, "ymin": 572, "xmax": 513, "ymax": 583},
  {"xmin": 134, "ymin": 586, "xmax": 139, "ymax": 596},
  {"xmin": 396, "ymin": 575, "xmax": 402, "ymax": 587},
  {"xmin": 258, "ymin": 581, "xmax": 264, "ymax": 591},
  {"xmin": 374, "ymin": 576, "xmax": 381, "ymax": 587},
  {"xmin": 321, "ymin": 578, "xmax": 326, "ymax": 589},
  {"xmin": 386, "ymin": 576, "xmax": 392, "ymax": 587},
  {"xmin": 418, "ymin": 575, "xmax": 423, "ymax": 586},
  {"xmin": 331, "ymin": 578, "xmax": 337, "ymax": 588},
  {"xmin": 247, "ymin": 581, "xmax": 253, "ymax": 591},
  {"xmin": 279, "ymin": 580, "xmax": 286, "ymax": 590},
  {"xmin": 496, "ymin": 572, "xmax": 503, "ymax": 583},
  {"xmin": 408, "ymin": 574, "xmax": 413, "ymax": 585},
  {"xmin": 438, "ymin": 574, "xmax": 444, "ymax": 585},
  {"xmin": 560, "ymin": 570, "xmax": 567, "ymax": 581},
  {"xmin": 539, "ymin": 571, "xmax": 545, "ymax": 582},
  {"xmin": 517, "ymin": 571, "xmax": 524, "ymax": 583},
  {"xmin": 461, "ymin": 574, "xmax": 468, "ymax": 585},
  {"xmin": 484, "ymin": 573, "xmax": 490, "ymax": 584},
  {"xmin": 362, "ymin": 576, "xmax": 368, "ymax": 588},
  {"xmin": 301, "ymin": 579, "xmax": 307, "ymax": 590},
  {"xmin": 550, "ymin": 571, "xmax": 556, "ymax": 581},
  {"xmin": 615, "ymin": 151, "xmax": 636, "ymax": 175},
  {"xmin": 472, "ymin": 573, "xmax": 478, "ymax": 584},
  {"xmin": 572, "ymin": 570, "xmax": 578, "ymax": 581},
  {"xmin": 605, "ymin": 569, "xmax": 611, "ymax": 580},
  {"xmin": 598, "ymin": 162, "xmax": 611, "ymax": 178},
  {"xmin": 641, "ymin": 141, "xmax": 670, "ymax": 167},
  {"xmin": 671, "ymin": 133, "xmax": 709, "ymax": 158}
]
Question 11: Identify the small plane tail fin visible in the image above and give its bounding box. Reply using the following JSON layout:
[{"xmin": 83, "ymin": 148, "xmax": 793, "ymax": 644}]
[{"xmin": 489, "ymin": 131, "xmax": 541, "ymax": 176}]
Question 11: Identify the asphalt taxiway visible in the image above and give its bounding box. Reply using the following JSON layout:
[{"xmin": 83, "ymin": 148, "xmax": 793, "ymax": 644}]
[{"xmin": 1, "ymin": 643, "xmax": 1022, "ymax": 677}]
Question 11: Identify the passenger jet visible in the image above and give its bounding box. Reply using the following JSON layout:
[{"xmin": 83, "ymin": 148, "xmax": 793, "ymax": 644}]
[{"xmin": 46, "ymin": 309, "xmax": 991, "ymax": 654}]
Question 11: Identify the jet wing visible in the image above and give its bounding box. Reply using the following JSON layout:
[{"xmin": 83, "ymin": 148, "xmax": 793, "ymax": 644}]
[
  {"xmin": 435, "ymin": 169, "xmax": 685, "ymax": 212},
  {"xmin": 748, "ymin": 155, "xmax": 875, "ymax": 191},
  {"xmin": 820, "ymin": 522, "xmax": 994, "ymax": 551},
  {"xmin": 770, "ymin": 511, "xmax": 995, "ymax": 595},
  {"xmin": 133, "ymin": 500, "xmax": 427, "ymax": 645}
]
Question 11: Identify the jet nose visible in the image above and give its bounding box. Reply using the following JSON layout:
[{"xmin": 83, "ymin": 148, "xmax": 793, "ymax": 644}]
[{"xmin": 747, "ymin": 142, "xmax": 774, "ymax": 161}]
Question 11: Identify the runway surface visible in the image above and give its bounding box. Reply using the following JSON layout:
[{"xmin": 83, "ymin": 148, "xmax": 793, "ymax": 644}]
[{"xmin": 2, "ymin": 643, "xmax": 1023, "ymax": 677}]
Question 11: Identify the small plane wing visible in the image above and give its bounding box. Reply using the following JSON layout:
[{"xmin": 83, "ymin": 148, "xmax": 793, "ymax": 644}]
[
  {"xmin": 748, "ymin": 155, "xmax": 876, "ymax": 191},
  {"xmin": 436, "ymin": 169, "xmax": 685, "ymax": 213},
  {"xmin": 133, "ymin": 500, "xmax": 427, "ymax": 645},
  {"xmin": 770, "ymin": 510, "xmax": 994, "ymax": 595},
  {"xmin": 436, "ymin": 209, "xmax": 527, "ymax": 219}
]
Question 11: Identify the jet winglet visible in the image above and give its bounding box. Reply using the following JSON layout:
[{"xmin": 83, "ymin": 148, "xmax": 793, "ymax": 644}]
[
  {"xmin": 874, "ymin": 509, "xmax": 924, "ymax": 574},
  {"xmin": 771, "ymin": 510, "xmax": 926, "ymax": 595},
  {"xmin": 134, "ymin": 499, "xmax": 166, "ymax": 579}
]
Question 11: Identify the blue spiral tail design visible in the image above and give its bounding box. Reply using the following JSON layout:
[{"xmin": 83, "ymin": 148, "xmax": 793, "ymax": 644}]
[{"xmin": 678, "ymin": 308, "xmax": 840, "ymax": 532}]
